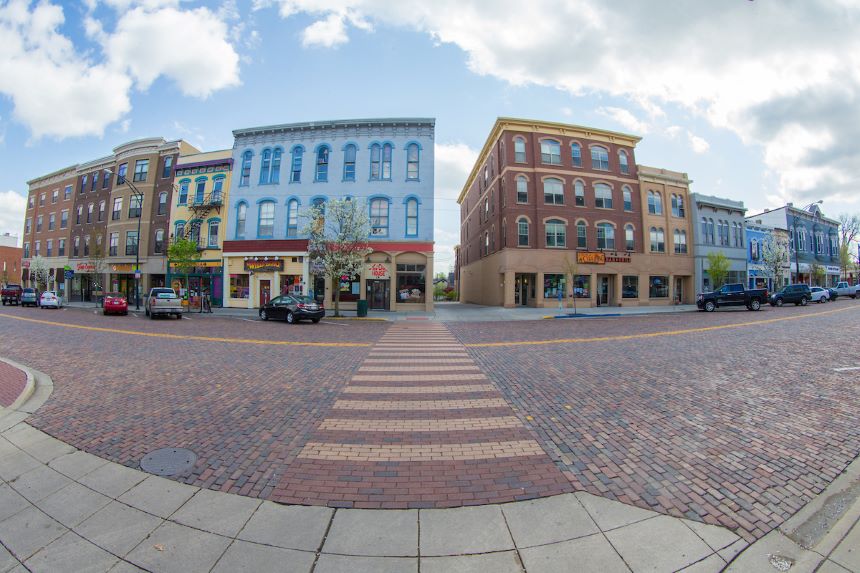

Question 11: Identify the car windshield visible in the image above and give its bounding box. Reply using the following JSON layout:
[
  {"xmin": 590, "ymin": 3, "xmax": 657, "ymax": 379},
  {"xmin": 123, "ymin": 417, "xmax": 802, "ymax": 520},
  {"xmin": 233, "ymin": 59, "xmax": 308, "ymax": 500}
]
[
  {"xmin": 105, "ymin": 293, "xmax": 123, "ymax": 298},
  {"xmin": 23, "ymin": 288, "xmax": 35, "ymax": 293}
]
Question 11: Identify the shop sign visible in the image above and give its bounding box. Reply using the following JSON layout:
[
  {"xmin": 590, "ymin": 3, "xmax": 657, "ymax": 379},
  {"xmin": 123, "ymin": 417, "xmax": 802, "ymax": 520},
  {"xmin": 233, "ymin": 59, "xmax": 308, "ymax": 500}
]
[
  {"xmin": 826, "ymin": 266, "xmax": 840, "ymax": 273},
  {"xmin": 577, "ymin": 251, "xmax": 606, "ymax": 265},
  {"xmin": 366, "ymin": 263, "xmax": 390, "ymax": 280},
  {"xmin": 76, "ymin": 262, "xmax": 96, "ymax": 272},
  {"xmin": 310, "ymin": 260, "xmax": 326, "ymax": 274},
  {"xmin": 111, "ymin": 263, "xmax": 135, "ymax": 272},
  {"xmin": 244, "ymin": 258, "xmax": 284, "ymax": 272},
  {"xmin": 606, "ymin": 254, "xmax": 631, "ymax": 263}
]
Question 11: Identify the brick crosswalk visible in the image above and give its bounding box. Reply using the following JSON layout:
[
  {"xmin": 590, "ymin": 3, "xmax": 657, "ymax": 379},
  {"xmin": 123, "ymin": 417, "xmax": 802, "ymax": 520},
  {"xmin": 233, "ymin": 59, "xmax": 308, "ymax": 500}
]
[{"xmin": 271, "ymin": 323, "xmax": 573, "ymax": 508}]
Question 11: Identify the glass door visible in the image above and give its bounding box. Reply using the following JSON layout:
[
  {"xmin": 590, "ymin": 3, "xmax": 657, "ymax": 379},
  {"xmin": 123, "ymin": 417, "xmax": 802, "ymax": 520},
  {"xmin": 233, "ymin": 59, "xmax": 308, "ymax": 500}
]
[{"xmin": 367, "ymin": 280, "xmax": 390, "ymax": 310}]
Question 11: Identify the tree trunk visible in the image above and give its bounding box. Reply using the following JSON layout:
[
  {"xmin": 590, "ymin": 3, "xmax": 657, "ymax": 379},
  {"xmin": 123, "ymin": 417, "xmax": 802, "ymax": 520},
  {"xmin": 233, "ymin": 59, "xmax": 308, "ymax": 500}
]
[{"xmin": 333, "ymin": 275, "xmax": 341, "ymax": 317}]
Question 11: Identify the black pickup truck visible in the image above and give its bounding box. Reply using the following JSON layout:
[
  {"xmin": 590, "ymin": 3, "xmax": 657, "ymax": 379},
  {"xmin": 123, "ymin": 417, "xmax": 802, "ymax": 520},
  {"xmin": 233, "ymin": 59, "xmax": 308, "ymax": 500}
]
[{"xmin": 696, "ymin": 283, "xmax": 768, "ymax": 312}]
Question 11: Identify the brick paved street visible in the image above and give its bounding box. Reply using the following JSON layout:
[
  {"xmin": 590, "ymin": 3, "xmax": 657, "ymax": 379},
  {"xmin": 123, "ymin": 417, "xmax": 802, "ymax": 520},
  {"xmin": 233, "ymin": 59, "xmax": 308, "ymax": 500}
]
[
  {"xmin": 1, "ymin": 302, "xmax": 859, "ymax": 543},
  {"xmin": 0, "ymin": 360, "xmax": 27, "ymax": 407}
]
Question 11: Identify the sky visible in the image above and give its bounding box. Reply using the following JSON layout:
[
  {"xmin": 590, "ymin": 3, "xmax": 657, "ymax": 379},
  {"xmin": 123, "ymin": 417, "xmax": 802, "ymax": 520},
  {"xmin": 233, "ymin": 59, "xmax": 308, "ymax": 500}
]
[{"xmin": 1, "ymin": 0, "xmax": 859, "ymax": 271}]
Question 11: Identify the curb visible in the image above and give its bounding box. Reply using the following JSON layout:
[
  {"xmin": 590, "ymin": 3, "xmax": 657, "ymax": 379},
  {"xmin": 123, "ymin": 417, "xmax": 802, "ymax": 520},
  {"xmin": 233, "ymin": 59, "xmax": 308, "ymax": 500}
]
[
  {"xmin": 0, "ymin": 357, "xmax": 54, "ymax": 420},
  {"xmin": 0, "ymin": 356, "xmax": 35, "ymax": 411},
  {"xmin": 325, "ymin": 317, "xmax": 390, "ymax": 321}
]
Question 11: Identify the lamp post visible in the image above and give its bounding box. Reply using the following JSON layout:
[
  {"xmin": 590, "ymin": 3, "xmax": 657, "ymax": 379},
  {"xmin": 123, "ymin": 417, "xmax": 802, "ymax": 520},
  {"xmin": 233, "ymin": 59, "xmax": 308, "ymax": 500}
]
[
  {"xmin": 790, "ymin": 200, "xmax": 823, "ymax": 285},
  {"xmin": 105, "ymin": 169, "xmax": 144, "ymax": 310}
]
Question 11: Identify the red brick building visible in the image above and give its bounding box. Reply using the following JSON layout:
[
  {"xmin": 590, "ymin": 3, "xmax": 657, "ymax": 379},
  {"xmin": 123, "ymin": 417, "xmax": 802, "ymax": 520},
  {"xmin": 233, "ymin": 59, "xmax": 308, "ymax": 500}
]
[{"xmin": 0, "ymin": 234, "xmax": 22, "ymax": 286}]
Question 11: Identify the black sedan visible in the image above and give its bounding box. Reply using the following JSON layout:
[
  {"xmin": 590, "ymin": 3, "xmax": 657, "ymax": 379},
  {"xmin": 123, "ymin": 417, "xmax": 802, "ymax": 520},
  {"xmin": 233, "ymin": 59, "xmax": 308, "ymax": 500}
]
[{"xmin": 259, "ymin": 295, "xmax": 324, "ymax": 324}]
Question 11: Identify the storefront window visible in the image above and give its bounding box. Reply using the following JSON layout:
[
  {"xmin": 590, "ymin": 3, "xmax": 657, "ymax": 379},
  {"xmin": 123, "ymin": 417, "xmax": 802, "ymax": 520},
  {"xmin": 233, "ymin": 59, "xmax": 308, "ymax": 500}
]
[
  {"xmin": 396, "ymin": 263, "xmax": 426, "ymax": 303},
  {"xmin": 230, "ymin": 274, "xmax": 249, "ymax": 299},
  {"xmin": 622, "ymin": 276, "xmax": 638, "ymax": 298},
  {"xmin": 543, "ymin": 274, "xmax": 566, "ymax": 299},
  {"xmin": 574, "ymin": 275, "xmax": 590, "ymax": 298},
  {"xmin": 335, "ymin": 274, "xmax": 361, "ymax": 302},
  {"xmin": 649, "ymin": 276, "xmax": 669, "ymax": 298},
  {"xmin": 281, "ymin": 275, "xmax": 303, "ymax": 296}
]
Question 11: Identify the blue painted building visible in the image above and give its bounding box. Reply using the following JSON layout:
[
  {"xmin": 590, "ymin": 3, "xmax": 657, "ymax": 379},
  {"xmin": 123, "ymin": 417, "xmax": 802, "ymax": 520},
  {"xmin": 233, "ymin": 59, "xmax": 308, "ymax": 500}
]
[
  {"xmin": 222, "ymin": 118, "xmax": 436, "ymax": 311},
  {"xmin": 744, "ymin": 220, "xmax": 789, "ymax": 291},
  {"xmin": 750, "ymin": 203, "xmax": 840, "ymax": 286}
]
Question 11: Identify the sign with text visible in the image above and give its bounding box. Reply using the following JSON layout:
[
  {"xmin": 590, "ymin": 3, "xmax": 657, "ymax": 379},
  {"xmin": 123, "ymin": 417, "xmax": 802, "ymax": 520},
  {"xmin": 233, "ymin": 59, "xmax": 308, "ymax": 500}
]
[
  {"xmin": 577, "ymin": 251, "xmax": 606, "ymax": 265},
  {"xmin": 244, "ymin": 259, "xmax": 284, "ymax": 273},
  {"xmin": 76, "ymin": 262, "xmax": 96, "ymax": 272},
  {"xmin": 111, "ymin": 263, "xmax": 135, "ymax": 272},
  {"xmin": 366, "ymin": 263, "xmax": 390, "ymax": 280},
  {"xmin": 606, "ymin": 254, "xmax": 631, "ymax": 263}
]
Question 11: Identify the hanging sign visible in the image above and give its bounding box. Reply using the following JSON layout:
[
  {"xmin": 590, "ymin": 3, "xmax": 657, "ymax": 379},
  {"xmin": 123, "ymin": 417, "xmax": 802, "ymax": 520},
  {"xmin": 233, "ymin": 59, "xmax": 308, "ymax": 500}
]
[
  {"xmin": 366, "ymin": 263, "xmax": 390, "ymax": 280},
  {"xmin": 577, "ymin": 252, "xmax": 606, "ymax": 265},
  {"xmin": 244, "ymin": 258, "xmax": 283, "ymax": 272}
]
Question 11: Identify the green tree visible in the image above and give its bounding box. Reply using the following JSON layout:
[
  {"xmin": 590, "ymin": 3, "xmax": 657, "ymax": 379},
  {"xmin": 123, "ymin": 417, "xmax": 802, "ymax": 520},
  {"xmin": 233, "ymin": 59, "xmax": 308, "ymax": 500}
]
[
  {"xmin": 809, "ymin": 261, "xmax": 825, "ymax": 286},
  {"xmin": 706, "ymin": 251, "xmax": 730, "ymax": 290},
  {"xmin": 168, "ymin": 238, "xmax": 202, "ymax": 307},
  {"xmin": 304, "ymin": 198, "xmax": 371, "ymax": 317}
]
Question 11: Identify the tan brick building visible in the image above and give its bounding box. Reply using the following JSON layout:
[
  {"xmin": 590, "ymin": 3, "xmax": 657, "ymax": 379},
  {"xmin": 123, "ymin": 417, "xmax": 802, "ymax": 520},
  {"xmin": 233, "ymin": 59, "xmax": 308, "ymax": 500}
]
[{"xmin": 456, "ymin": 118, "xmax": 694, "ymax": 308}]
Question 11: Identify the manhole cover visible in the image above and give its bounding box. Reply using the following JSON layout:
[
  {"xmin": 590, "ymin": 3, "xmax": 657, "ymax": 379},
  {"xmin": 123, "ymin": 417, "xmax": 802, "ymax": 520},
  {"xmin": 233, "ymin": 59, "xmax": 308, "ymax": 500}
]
[{"xmin": 140, "ymin": 448, "xmax": 197, "ymax": 477}]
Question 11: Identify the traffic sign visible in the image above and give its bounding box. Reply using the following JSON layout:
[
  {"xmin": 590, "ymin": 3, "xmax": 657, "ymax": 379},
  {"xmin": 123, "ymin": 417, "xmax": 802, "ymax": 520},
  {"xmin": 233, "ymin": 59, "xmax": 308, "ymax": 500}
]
[
  {"xmin": 134, "ymin": 270, "xmax": 142, "ymax": 279},
  {"xmin": 64, "ymin": 270, "xmax": 74, "ymax": 280}
]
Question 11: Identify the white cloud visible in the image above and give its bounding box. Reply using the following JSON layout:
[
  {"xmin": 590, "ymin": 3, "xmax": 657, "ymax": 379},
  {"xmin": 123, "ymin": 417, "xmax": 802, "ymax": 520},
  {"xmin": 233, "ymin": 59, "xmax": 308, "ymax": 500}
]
[
  {"xmin": 302, "ymin": 12, "xmax": 348, "ymax": 47},
  {"xmin": 433, "ymin": 142, "xmax": 478, "ymax": 268},
  {"xmin": 263, "ymin": 0, "xmax": 860, "ymax": 204},
  {"xmin": 0, "ymin": 190, "xmax": 26, "ymax": 242},
  {"xmin": 560, "ymin": 107, "xmax": 573, "ymax": 117},
  {"xmin": 687, "ymin": 131, "xmax": 709, "ymax": 154},
  {"xmin": 596, "ymin": 106, "xmax": 648, "ymax": 134},
  {"xmin": 0, "ymin": 1, "xmax": 240, "ymax": 139}
]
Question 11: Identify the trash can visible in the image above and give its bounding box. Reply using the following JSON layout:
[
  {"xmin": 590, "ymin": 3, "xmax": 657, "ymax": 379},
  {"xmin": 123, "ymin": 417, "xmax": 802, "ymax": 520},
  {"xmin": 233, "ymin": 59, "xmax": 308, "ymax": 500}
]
[{"xmin": 357, "ymin": 299, "xmax": 368, "ymax": 317}]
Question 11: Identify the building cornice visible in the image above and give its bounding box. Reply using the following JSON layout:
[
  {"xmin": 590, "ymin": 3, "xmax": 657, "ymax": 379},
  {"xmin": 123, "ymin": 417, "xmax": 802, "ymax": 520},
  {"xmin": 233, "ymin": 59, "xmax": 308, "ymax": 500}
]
[
  {"xmin": 233, "ymin": 118, "xmax": 436, "ymax": 139},
  {"xmin": 27, "ymin": 166, "xmax": 79, "ymax": 188},
  {"xmin": 637, "ymin": 164, "xmax": 691, "ymax": 187}
]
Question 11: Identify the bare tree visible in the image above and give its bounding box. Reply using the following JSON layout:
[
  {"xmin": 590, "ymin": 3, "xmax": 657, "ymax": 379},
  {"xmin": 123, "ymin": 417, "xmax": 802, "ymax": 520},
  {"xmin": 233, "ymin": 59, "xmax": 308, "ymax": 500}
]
[
  {"xmin": 838, "ymin": 213, "xmax": 859, "ymax": 280},
  {"xmin": 562, "ymin": 254, "xmax": 579, "ymax": 315}
]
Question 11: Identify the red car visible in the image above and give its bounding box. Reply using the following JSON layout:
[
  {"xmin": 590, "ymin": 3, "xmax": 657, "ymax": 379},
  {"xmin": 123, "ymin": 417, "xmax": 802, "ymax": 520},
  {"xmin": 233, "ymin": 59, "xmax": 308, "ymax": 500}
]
[{"xmin": 103, "ymin": 292, "xmax": 128, "ymax": 315}]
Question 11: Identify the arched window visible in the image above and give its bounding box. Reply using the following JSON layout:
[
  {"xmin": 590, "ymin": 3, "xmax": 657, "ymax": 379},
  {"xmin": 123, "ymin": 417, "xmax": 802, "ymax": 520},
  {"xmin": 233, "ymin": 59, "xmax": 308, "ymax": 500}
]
[
  {"xmin": 576, "ymin": 221, "xmax": 587, "ymax": 248},
  {"xmin": 516, "ymin": 176, "xmax": 528, "ymax": 203},
  {"xmin": 370, "ymin": 198, "xmax": 389, "ymax": 236},
  {"xmin": 648, "ymin": 191, "xmax": 663, "ymax": 215},
  {"xmin": 701, "ymin": 217, "xmax": 709, "ymax": 244},
  {"xmin": 618, "ymin": 150, "xmax": 629, "ymax": 174},
  {"xmin": 286, "ymin": 198, "xmax": 299, "ymax": 238},
  {"xmin": 208, "ymin": 219, "xmax": 220, "ymax": 248},
  {"xmin": 484, "ymin": 231, "xmax": 489, "ymax": 256},
  {"xmin": 194, "ymin": 178, "xmax": 206, "ymax": 204},
  {"xmin": 290, "ymin": 147, "xmax": 303, "ymax": 183},
  {"xmin": 381, "ymin": 143, "xmax": 393, "ymax": 179},
  {"xmin": 212, "ymin": 177, "xmax": 225, "ymax": 203},
  {"xmin": 545, "ymin": 219, "xmax": 566, "ymax": 248},
  {"xmin": 514, "ymin": 137, "xmax": 526, "ymax": 162},
  {"xmin": 257, "ymin": 201, "xmax": 275, "ymax": 238},
  {"xmin": 543, "ymin": 178, "xmax": 564, "ymax": 205},
  {"xmin": 157, "ymin": 191, "xmax": 168, "ymax": 215},
  {"xmin": 178, "ymin": 180, "xmax": 189, "ymax": 205},
  {"xmin": 369, "ymin": 144, "xmax": 382, "ymax": 180},
  {"xmin": 407, "ymin": 143, "xmax": 420, "ymax": 180},
  {"xmin": 571, "ymin": 142, "xmax": 582, "ymax": 167},
  {"xmin": 675, "ymin": 229, "xmax": 687, "ymax": 254},
  {"xmin": 271, "ymin": 148, "xmax": 282, "ymax": 184},
  {"xmin": 595, "ymin": 183, "xmax": 613, "ymax": 209},
  {"xmin": 540, "ymin": 139, "xmax": 561, "ymax": 164},
  {"xmin": 87, "ymin": 203, "xmax": 94, "ymax": 223},
  {"xmin": 708, "ymin": 218, "xmax": 715, "ymax": 244},
  {"xmin": 175, "ymin": 222, "xmax": 185, "ymax": 240},
  {"xmin": 154, "ymin": 229, "xmax": 164, "ymax": 254},
  {"xmin": 650, "ymin": 226, "xmax": 665, "ymax": 252},
  {"xmin": 406, "ymin": 198, "xmax": 419, "ymax": 236},
  {"xmin": 239, "ymin": 150, "xmax": 252, "ymax": 186},
  {"xmin": 597, "ymin": 222, "xmax": 615, "ymax": 250},
  {"xmin": 671, "ymin": 194, "xmax": 685, "ymax": 217},
  {"xmin": 517, "ymin": 218, "xmax": 529, "ymax": 246},
  {"xmin": 625, "ymin": 224, "xmax": 635, "ymax": 251},
  {"xmin": 315, "ymin": 146, "xmax": 330, "ymax": 182},
  {"xmin": 575, "ymin": 180, "xmax": 585, "ymax": 206},
  {"xmin": 343, "ymin": 144, "xmax": 357, "ymax": 181},
  {"xmin": 591, "ymin": 146, "xmax": 609, "ymax": 170},
  {"xmin": 260, "ymin": 149, "xmax": 272, "ymax": 184}
]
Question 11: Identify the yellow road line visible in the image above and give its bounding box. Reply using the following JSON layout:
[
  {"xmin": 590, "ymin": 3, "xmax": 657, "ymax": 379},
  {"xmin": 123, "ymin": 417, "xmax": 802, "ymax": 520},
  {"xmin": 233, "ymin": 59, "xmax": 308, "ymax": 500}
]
[
  {"xmin": 465, "ymin": 305, "xmax": 860, "ymax": 348},
  {"xmin": 0, "ymin": 313, "xmax": 370, "ymax": 348}
]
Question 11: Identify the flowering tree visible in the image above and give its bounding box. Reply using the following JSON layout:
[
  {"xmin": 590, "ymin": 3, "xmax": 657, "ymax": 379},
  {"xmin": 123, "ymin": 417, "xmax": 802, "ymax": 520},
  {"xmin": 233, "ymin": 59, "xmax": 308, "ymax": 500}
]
[
  {"xmin": 761, "ymin": 235, "xmax": 790, "ymax": 291},
  {"xmin": 304, "ymin": 198, "xmax": 371, "ymax": 317},
  {"xmin": 30, "ymin": 256, "xmax": 51, "ymax": 291}
]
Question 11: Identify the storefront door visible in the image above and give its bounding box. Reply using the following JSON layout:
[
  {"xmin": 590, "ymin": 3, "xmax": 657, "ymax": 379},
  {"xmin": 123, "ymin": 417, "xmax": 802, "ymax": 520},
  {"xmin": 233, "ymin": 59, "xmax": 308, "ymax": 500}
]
[
  {"xmin": 259, "ymin": 280, "xmax": 271, "ymax": 307},
  {"xmin": 313, "ymin": 276, "xmax": 326, "ymax": 304},
  {"xmin": 514, "ymin": 274, "xmax": 533, "ymax": 306},
  {"xmin": 598, "ymin": 275, "xmax": 613, "ymax": 306},
  {"xmin": 675, "ymin": 277, "xmax": 684, "ymax": 304},
  {"xmin": 367, "ymin": 280, "xmax": 390, "ymax": 310}
]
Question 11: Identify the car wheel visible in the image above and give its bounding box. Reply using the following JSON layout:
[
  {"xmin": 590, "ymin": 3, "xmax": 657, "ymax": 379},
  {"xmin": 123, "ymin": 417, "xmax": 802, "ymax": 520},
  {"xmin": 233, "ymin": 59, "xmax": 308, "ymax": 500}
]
[
  {"xmin": 704, "ymin": 301, "xmax": 716, "ymax": 312},
  {"xmin": 145, "ymin": 309, "xmax": 150, "ymax": 316},
  {"xmin": 260, "ymin": 309, "xmax": 268, "ymax": 321},
  {"xmin": 775, "ymin": 298, "xmax": 784, "ymax": 307},
  {"xmin": 286, "ymin": 311, "xmax": 295, "ymax": 324},
  {"xmin": 750, "ymin": 299, "xmax": 761, "ymax": 311},
  {"xmin": 801, "ymin": 297, "xmax": 808, "ymax": 306},
  {"xmin": 312, "ymin": 318, "xmax": 320, "ymax": 323}
]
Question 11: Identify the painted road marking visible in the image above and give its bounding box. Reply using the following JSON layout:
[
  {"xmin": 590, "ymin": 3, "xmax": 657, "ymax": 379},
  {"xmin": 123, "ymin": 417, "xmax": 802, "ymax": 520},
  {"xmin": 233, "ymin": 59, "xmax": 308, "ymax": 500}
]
[
  {"xmin": 320, "ymin": 320, "xmax": 350, "ymax": 326},
  {"xmin": 0, "ymin": 313, "xmax": 371, "ymax": 347},
  {"xmin": 833, "ymin": 366, "xmax": 860, "ymax": 372},
  {"xmin": 465, "ymin": 305, "xmax": 860, "ymax": 348}
]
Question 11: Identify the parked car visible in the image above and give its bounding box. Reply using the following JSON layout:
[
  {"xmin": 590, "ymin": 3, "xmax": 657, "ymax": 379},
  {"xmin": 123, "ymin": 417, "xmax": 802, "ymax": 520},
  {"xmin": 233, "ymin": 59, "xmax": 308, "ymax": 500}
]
[
  {"xmin": 826, "ymin": 288, "xmax": 838, "ymax": 301},
  {"xmin": 21, "ymin": 288, "xmax": 40, "ymax": 307},
  {"xmin": 103, "ymin": 292, "xmax": 128, "ymax": 315},
  {"xmin": 809, "ymin": 286, "xmax": 830, "ymax": 303},
  {"xmin": 696, "ymin": 283, "xmax": 768, "ymax": 312},
  {"xmin": 1, "ymin": 284, "xmax": 23, "ymax": 306},
  {"xmin": 259, "ymin": 295, "xmax": 324, "ymax": 324},
  {"xmin": 834, "ymin": 281, "xmax": 859, "ymax": 299},
  {"xmin": 769, "ymin": 284, "xmax": 811, "ymax": 307},
  {"xmin": 145, "ymin": 288, "xmax": 183, "ymax": 319},
  {"xmin": 39, "ymin": 291, "xmax": 63, "ymax": 309}
]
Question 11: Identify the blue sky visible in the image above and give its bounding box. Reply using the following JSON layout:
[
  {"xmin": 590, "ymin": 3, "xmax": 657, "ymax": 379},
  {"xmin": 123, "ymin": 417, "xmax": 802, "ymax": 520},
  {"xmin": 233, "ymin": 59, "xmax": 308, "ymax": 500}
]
[{"xmin": 2, "ymin": 0, "xmax": 858, "ymax": 269}]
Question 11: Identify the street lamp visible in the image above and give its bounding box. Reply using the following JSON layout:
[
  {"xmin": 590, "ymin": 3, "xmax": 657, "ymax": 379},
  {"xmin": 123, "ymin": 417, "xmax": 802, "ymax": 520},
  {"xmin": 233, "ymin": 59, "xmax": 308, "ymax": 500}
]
[
  {"xmin": 790, "ymin": 200, "xmax": 823, "ymax": 285},
  {"xmin": 105, "ymin": 168, "xmax": 144, "ymax": 310}
]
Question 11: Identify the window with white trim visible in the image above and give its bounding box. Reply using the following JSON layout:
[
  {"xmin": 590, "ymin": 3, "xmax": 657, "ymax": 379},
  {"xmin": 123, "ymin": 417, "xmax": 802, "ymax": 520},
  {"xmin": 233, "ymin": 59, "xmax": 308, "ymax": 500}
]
[
  {"xmin": 370, "ymin": 198, "xmax": 389, "ymax": 236},
  {"xmin": 545, "ymin": 220, "xmax": 566, "ymax": 247},
  {"xmin": 591, "ymin": 146, "xmax": 609, "ymax": 170},
  {"xmin": 597, "ymin": 223, "xmax": 615, "ymax": 250},
  {"xmin": 594, "ymin": 184, "xmax": 613, "ymax": 209},
  {"xmin": 543, "ymin": 178, "xmax": 564, "ymax": 205}
]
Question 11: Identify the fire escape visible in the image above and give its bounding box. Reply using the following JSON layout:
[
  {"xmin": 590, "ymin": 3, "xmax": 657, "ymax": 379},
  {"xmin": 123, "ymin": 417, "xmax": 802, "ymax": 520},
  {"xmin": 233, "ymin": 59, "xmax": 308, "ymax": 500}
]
[{"xmin": 183, "ymin": 191, "xmax": 223, "ymax": 249}]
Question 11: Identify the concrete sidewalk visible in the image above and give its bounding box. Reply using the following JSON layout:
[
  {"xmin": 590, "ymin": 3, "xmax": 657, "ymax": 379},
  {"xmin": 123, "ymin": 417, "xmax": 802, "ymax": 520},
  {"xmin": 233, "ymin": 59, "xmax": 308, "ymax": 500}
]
[{"xmin": 1, "ymin": 360, "xmax": 858, "ymax": 572}]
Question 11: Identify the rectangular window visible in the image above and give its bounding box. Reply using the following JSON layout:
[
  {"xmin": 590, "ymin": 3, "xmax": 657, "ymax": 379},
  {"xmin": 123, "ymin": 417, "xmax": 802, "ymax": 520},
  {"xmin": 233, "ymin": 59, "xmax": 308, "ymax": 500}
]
[
  {"xmin": 573, "ymin": 275, "xmax": 590, "ymax": 298},
  {"xmin": 406, "ymin": 200, "xmax": 418, "ymax": 236},
  {"xmin": 34, "ymin": 240, "xmax": 40, "ymax": 256},
  {"xmin": 622, "ymin": 276, "xmax": 638, "ymax": 298},
  {"xmin": 396, "ymin": 264, "xmax": 426, "ymax": 304},
  {"xmin": 25, "ymin": 218, "xmax": 31, "ymax": 234},
  {"xmin": 63, "ymin": 185, "xmax": 72, "ymax": 200},
  {"xmin": 91, "ymin": 172, "xmax": 98, "ymax": 192},
  {"xmin": 577, "ymin": 224, "xmax": 587, "ymax": 248},
  {"xmin": 98, "ymin": 201, "xmax": 105, "ymax": 222},
  {"xmin": 52, "ymin": 189, "xmax": 58, "ymax": 203},
  {"xmin": 157, "ymin": 192, "xmax": 168, "ymax": 215},
  {"xmin": 540, "ymin": 141, "xmax": 561, "ymax": 164},
  {"xmin": 178, "ymin": 181, "xmax": 188, "ymax": 205},
  {"xmin": 48, "ymin": 214, "xmax": 55, "ymax": 231},
  {"xmin": 591, "ymin": 147, "xmax": 609, "ymax": 170},
  {"xmin": 212, "ymin": 179, "xmax": 224, "ymax": 203},
  {"xmin": 545, "ymin": 222, "xmax": 566, "ymax": 247},
  {"xmin": 571, "ymin": 144, "xmax": 582, "ymax": 167},
  {"xmin": 649, "ymin": 276, "xmax": 669, "ymax": 298},
  {"xmin": 133, "ymin": 159, "xmax": 149, "ymax": 182},
  {"xmin": 518, "ymin": 221, "xmax": 529, "ymax": 246},
  {"xmin": 102, "ymin": 171, "xmax": 110, "ymax": 189},
  {"xmin": 72, "ymin": 237, "xmax": 79, "ymax": 257},
  {"xmin": 36, "ymin": 215, "xmax": 43, "ymax": 232},
  {"xmin": 117, "ymin": 163, "xmax": 127, "ymax": 184},
  {"xmin": 128, "ymin": 194, "xmax": 142, "ymax": 218},
  {"xmin": 194, "ymin": 179, "xmax": 205, "ymax": 204},
  {"xmin": 58, "ymin": 239, "xmax": 65, "ymax": 257},
  {"xmin": 343, "ymin": 147, "xmax": 356, "ymax": 181},
  {"xmin": 230, "ymin": 274, "xmax": 250, "ymax": 299},
  {"xmin": 543, "ymin": 273, "xmax": 566, "ymax": 299},
  {"xmin": 23, "ymin": 243, "xmax": 30, "ymax": 258},
  {"xmin": 80, "ymin": 175, "xmax": 87, "ymax": 194},
  {"xmin": 112, "ymin": 198, "xmax": 122, "ymax": 220},
  {"xmin": 544, "ymin": 180, "xmax": 564, "ymax": 205},
  {"xmin": 46, "ymin": 239, "xmax": 53, "ymax": 257},
  {"xmin": 162, "ymin": 156, "xmax": 173, "ymax": 178},
  {"xmin": 258, "ymin": 203, "xmax": 275, "ymax": 238},
  {"xmin": 208, "ymin": 221, "xmax": 219, "ymax": 248},
  {"xmin": 86, "ymin": 205, "xmax": 92, "ymax": 224},
  {"xmin": 382, "ymin": 145, "xmax": 392, "ymax": 180},
  {"xmin": 84, "ymin": 236, "xmax": 90, "ymax": 257},
  {"xmin": 109, "ymin": 233, "xmax": 118, "ymax": 256},
  {"xmin": 334, "ymin": 274, "xmax": 361, "ymax": 302},
  {"xmin": 76, "ymin": 207, "xmax": 82, "ymax": 225},
  {"xmin": 125, "ymin": 231, "xmax": 139, "ymax": 256},
  {"xmin": 514, "ymin": 139, "xmax": 526, "ymax": 163},
  {"xmin": 370, "ymin": 200, "xmax": 389, "ymax": 236},
  {"xmin": 154, "ymin": 231, "xmax": 164, "ymax": 254},
  {"xmin": 406, "ymin": 145, "xmax": 419, "ymax": 180}
]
